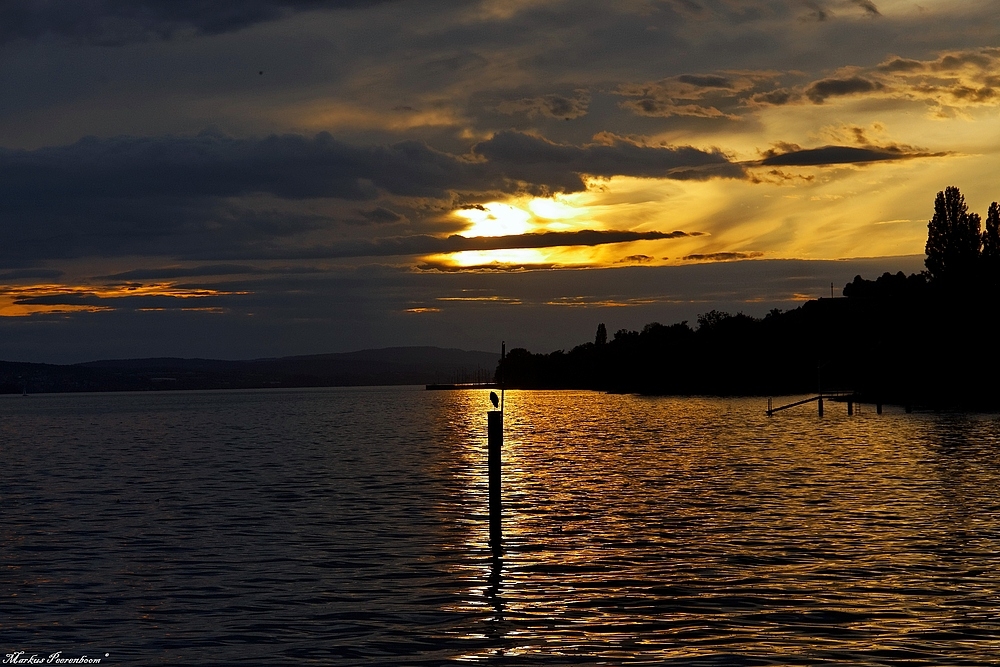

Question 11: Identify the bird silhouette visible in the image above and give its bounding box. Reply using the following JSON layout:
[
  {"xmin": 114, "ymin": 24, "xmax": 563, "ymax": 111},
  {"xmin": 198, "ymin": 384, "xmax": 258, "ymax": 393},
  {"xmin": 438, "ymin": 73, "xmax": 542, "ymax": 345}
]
[{"xmin": 490, "ymin": 391, "xmax": 500, "ymax": 410}]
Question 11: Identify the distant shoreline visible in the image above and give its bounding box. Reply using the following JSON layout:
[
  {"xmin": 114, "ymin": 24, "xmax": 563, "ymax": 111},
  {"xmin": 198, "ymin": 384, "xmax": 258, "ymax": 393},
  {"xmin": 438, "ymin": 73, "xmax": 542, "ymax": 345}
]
[{"xmin": 0, "ymin": 346, "xmax": 498, "ymax": 395}]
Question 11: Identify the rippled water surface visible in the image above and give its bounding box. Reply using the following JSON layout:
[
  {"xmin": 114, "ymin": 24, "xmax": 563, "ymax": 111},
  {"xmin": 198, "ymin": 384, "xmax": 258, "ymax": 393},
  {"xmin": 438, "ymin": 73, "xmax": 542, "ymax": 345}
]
[{"xmin": 3, "ymin": 387, "xmax": 1000, "ymax": 665}]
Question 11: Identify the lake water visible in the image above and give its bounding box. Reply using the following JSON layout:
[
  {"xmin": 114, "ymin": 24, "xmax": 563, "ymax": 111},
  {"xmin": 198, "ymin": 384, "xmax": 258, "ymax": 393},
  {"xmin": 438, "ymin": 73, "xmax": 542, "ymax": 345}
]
[{"xmin": 2, "ymin": 387, "xmax": 1000, "ymax": 665}]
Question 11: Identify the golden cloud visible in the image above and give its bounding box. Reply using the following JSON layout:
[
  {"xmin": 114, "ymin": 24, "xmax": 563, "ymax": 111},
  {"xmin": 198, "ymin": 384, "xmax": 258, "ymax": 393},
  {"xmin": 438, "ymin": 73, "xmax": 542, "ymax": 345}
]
[{"xmin": 0, "ymin": 283, "xmax": 246, "ymax": 317}]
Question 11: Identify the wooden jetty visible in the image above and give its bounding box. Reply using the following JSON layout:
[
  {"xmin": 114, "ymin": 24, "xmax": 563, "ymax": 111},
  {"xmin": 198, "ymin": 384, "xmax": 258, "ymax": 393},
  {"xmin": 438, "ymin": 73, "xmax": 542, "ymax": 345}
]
[{"xmin": 766, "ymin": 392, "xmax": 882, "ymax": 417}]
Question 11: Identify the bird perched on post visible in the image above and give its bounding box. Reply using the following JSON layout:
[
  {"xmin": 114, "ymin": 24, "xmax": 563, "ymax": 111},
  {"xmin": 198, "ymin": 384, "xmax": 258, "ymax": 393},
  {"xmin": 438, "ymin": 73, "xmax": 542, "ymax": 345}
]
[{"xmin": 490, "ymin": 391, "xmax": 500, "ymax": 410}]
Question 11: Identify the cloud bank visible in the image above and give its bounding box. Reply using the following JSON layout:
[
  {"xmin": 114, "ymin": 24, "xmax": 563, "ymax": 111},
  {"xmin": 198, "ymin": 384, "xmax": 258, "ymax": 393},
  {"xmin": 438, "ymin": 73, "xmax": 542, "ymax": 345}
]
[
  {"xmin": 0, "ymin": 0, "xmax": 398, "ymax": 45},
  {"xmin": 0, "ymin": 130, "xmax": 737, "ymax": 263}
]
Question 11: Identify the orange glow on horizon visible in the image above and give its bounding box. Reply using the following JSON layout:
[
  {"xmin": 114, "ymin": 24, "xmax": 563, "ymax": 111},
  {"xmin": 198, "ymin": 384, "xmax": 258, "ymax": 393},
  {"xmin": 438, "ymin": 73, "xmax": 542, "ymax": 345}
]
[{"xmin": 0, "ymin": 283, "xmax": 247, "ymax": 317}]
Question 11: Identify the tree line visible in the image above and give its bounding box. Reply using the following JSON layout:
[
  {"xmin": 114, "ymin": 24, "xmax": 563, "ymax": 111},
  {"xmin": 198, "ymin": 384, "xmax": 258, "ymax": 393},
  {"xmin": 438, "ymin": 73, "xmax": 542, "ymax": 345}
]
[
  {"xmin": 925, "ymin": 186, "xmax": 1000, "ymax": 288},
  {"xmin": 497, "ymin": 186, "xmax": 1000, "ymax": 408}
]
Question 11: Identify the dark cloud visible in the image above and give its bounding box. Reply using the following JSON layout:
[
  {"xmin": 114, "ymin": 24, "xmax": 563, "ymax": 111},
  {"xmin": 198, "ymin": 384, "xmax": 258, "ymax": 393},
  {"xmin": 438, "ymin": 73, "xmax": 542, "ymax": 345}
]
[
  {"xmin": 0, "ymin": 0, "xmax": 397, "ymax": 46},
  {"xmin": 233, "ymin": 229, "xmax": 699, "ymax": 261},
  {"xmin": 1, "ymin": 130, "xmax": 738, "ymax": 205},
  {"xmin": 101, "ymin": 265, "xmax": 327, "ymax": 280},
  {"xmin": 800, "ymin": 0, "xmax": 879, "ymax": 21},
  {"xmin": 617, "ymin": 72, "xmax": 781, "ymax": 119},
  {"xmin": 949, "ymin": 86, "xmax": 996, "ymax": 102},
  {"xmin": 759, "ymin": 145, "xmax": 932, "ymax": 166},
  {"xmin": 612, "ymin": 47, "xmax": 1000, "ymax": 120},
  {"xmin": 878, "ymin": 57, "xmax": 925, "ymax": 73},
  {"xmin": 0, "ymin": 268, "xmax": 64, "ymax": 281},
  {"xmin": 676, "ymin": 74, "xmax": 733, "ymax": 89},
  {"xmin": 357, "ymin": 207, "xmax": 404, "ymax": 223},
  {"xmin": 801, "ymin": 2, "xmax": 830, "ymax": 22},
  {"xmin": 1, "ymin": 198, "xmax": 339, "ymax": 262},
  {"xmin": 0, "ymin": 130, "xmax": 518, "ymax": 202},
  {"xmin": 751, "ymin": 168, "xmax": 815, "ymax": 184},
  {"xmin": 866, "ymin": 49, "xmax": 1000, "ymax": 110},
  {"xmin": 935, "ymin": 52, "xmax": 995, "ymax": 71},
  {"xmin": 742, "ymin": 48, "xmax": 1000, "ymax": 112},
  {"xmin": 473, "ymin": 131, "xmax": 745, "ymax": 189},
  {"xmin": 850, "ymin": 0, "xmax": 880, "ymax": 17},
  {"xmin": 683, "ymin": 252, "xmax": 763, "ymax": 262},
  {"xmin": 619, "ymin": 93, "xmax": 735, "ymax": 119},
  {"xmin": 496, "ymin": 91, "xmax": 591, "ymax": 119},
  {"xmin": 13, "ymin": 293, "xmax": 230, "ymax": 310},
  {"xmin": 0, "ymin": 130, "xmax": 738, "ymax": 262},
  {"xmin": 750, "ymin": 88, "xmax": 795, "ymax": 105},
  {"xmin": 0, "ymin": 138, "xmax": 362, "ymax": 261},
  {"xmin": 806, "ymin": 76, "xmax": 883, "ymax": 103}
]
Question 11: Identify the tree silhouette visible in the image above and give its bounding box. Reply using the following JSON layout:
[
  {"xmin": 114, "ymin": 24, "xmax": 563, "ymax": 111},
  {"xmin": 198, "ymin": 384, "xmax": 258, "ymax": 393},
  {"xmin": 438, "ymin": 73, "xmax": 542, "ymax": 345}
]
[
  {"xmin": 696, "ymin": 309, "xmax": 731, "ymax": 332},
  {"xmin": 925, "ymin": 186, "xmax": 982, "ymax": 285},
  {"xmin": 595, "ymin": 322, "xmax": 607, "ymax": 346},
  {"xmin": 982, "ymin": 201, "xmax": 1000, "ymax": 285}
]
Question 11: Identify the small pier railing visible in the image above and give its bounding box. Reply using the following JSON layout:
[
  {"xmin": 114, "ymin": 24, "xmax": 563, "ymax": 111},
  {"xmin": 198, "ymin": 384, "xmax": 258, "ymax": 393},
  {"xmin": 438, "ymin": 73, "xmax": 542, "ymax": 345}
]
[{"xmin": 766, "ymin": 392, "xmax": 882, "ymax": 417}]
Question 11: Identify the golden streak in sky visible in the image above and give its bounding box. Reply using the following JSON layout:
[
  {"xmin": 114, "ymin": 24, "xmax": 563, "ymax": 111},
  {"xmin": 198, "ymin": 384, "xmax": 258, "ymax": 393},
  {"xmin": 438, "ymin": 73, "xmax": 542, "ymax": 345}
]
[
  {"xmin": 439, "ymin": 195, "xmax": 685, "ymax": 269},
  {"xmin": 0, "ymin": 283, "xmax": 246, "ymax": 317}
]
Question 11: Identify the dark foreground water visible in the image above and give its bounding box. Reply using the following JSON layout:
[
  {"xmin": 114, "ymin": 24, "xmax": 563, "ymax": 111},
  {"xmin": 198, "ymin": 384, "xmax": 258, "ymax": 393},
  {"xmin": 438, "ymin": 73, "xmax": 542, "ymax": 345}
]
[{"xmin": 2, "ymin": 387, "xmax": 1000, "ymax": 665}]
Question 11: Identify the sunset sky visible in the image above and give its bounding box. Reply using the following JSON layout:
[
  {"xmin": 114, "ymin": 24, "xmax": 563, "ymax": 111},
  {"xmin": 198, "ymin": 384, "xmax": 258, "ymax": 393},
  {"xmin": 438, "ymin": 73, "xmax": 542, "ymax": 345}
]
[{"xmin": 1, "ymin": 0, "xmax": 997, "ymax": 362}]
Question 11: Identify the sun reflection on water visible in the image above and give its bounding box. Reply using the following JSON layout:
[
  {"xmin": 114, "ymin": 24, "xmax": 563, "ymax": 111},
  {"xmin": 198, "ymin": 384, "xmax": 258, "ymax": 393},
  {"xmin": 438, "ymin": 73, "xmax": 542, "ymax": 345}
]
[{"xmin": 431, "ymin": 389, "xmax": 1000, "ymax": 664}]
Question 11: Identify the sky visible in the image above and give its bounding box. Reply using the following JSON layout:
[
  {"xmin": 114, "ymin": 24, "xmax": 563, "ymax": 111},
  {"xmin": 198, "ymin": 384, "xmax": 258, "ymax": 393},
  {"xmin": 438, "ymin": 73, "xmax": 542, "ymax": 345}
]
[{"xmin": 0, "ymin": 0, "xmax": 997, "ymax": 363}]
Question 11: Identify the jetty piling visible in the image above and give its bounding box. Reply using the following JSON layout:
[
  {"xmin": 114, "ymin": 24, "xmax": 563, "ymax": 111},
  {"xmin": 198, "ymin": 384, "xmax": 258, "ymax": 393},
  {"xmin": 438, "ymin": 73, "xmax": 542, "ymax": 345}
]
[
  {"xmin": 487, "ymin": 342, "xmax": 505, "ymax": 555},
  {"xmin": 487, "ymin": 410, "xmax": 502, "ymax": 553}
]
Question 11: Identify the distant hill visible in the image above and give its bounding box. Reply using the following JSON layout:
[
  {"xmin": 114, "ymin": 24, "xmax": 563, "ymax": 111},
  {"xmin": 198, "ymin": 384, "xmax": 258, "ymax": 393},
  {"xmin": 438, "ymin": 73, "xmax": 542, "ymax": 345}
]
[{"xmin": 0, "ymin": 347, "xmax": 499, "ymax": 394}]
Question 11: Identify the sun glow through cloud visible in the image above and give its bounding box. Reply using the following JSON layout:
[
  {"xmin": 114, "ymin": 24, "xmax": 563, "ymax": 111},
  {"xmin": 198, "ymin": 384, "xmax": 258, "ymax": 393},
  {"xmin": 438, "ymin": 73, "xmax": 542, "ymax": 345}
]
[
  {"xmin": 456, "ymin": 195, "xmax": 603, "ymax": 238},
  {"xmin": 442, "ymin": 195, "xmax": 684, "ymax": 269},
  {"xmin": 456, "ymin": 203, "xmax": 534, "ymax": 237},
  {"xmin": 443, "ymin": 197, "xmax": 612, "ymax": 268},
  {"xmin": 428, "ymin": 248, "xmax": 559, "ymax": 268}
]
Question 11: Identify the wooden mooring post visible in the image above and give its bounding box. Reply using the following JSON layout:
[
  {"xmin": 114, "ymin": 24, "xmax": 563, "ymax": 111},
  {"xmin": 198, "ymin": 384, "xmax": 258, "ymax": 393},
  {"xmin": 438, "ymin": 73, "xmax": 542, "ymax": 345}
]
[
  {"xmin": 488, "ymin": 410, "xmax": 502, "ymax": 552},
  {"xmin": 487, "ymin": 342, "xmax": 505, "ymax": 554}
]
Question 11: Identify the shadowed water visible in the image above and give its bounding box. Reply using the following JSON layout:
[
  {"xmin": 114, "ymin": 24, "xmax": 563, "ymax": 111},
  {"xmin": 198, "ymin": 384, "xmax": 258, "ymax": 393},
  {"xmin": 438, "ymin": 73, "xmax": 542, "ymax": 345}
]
[{"xmin": 2, "ymin": 387, "xmax": 999, "ymax": 665}]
